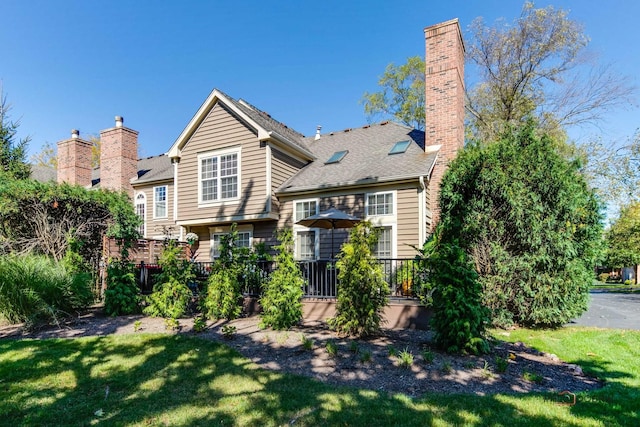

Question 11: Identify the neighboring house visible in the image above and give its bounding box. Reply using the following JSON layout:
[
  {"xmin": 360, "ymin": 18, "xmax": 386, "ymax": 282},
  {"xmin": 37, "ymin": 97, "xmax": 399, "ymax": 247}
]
[{"xmin": 53, "ymin": 19, "xmax": 465, "ymax": 263}]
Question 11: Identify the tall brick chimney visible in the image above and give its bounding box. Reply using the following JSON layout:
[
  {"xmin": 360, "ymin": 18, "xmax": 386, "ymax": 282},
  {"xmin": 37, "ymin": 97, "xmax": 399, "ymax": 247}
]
[
  {"xmin": 57, "ymin": 129, "xmax": 93, "ymax": 187},
  {"xmin": 424, "ymin": 19, "xmax": 465, "ymax": 231},
  {"xmin": 99, "ymin": 116, "xmax": 138, "ymax": 197}
]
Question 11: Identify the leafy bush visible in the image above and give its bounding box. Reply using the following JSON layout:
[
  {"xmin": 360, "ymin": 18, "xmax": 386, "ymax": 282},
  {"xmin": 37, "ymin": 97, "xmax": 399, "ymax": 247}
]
[
  {"xmin": 260, "ymin": 228, "xmax": 304, "ymax": 329},
  {"xmin": 624, "ymin": 279, "xmax": 634, "ymax": 286},
  {"xmin": 104, "ymin": 260, "xmax": 140, "ymax": 316},
  {"xmin": 328, "ymin": 222, "xmax": 390, "ymax": 337},
  {"xmin": 0, "ymin": 254, "xmax": 93, "ymax": 325},
  {"xmin": 597, "ymin": 272, "xmax": 610, "ymax": 283},
  {"xmin": 144, "ymin": 240, "xmax": 194, "ymax": 319}
]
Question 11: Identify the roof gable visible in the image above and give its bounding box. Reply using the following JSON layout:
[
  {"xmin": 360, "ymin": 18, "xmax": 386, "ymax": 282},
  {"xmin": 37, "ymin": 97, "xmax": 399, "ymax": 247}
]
[{"xmin": 167, "ymin": 89, "xmax": 314, "ymax": 160}]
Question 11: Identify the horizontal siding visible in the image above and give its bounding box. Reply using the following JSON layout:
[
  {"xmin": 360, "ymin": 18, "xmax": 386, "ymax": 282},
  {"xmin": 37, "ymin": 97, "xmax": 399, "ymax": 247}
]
[
  {"xmin": 134, "ymin": 182, "xmax": 175, "ymax": 239},
  {"xmin": 396, "ymin": 187, "xmax": 420, "ymax": 258},
  {"xmin": 271, "ymin": 148, "xmax": 306, "ymax": 215},
  {"xmin": 177, "ymin": 102, "xmax": 266, "ymax": 222}
]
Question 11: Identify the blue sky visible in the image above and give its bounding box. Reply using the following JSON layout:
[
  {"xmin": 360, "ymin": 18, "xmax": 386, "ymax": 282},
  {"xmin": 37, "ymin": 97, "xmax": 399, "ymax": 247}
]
[{"xmin": 1, "ymin": 0, "xmax": 638, "ymax": 159}]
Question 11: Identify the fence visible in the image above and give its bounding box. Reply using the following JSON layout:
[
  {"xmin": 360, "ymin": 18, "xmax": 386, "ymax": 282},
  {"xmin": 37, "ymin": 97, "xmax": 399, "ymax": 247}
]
[{"xmin": 136, "ymin": 258, "xmax": 426, "ymax": 300}]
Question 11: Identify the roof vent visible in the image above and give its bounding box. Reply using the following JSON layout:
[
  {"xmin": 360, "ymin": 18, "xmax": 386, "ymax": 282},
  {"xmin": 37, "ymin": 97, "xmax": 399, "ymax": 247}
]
[
  {"xmin": 115, "ymin": 116, "xmax": 124, "ymax": 128},
  {"xmin": 315, "ymin": 125, "xmax": 322, "ymax": 141},
  {"xmin": 71, "ymin": 129, "xmax": 80, "ymax": 139}
]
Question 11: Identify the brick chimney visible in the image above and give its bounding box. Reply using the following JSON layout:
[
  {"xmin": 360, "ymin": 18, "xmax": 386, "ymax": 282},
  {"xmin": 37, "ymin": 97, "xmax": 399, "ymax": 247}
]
[
  {"xmin": 99, "ymin": 116, "xmax": 138, "ymax": 197},
  {"xmin": 57, "ymin": 129, "xmax": 93, "ymax": 187},
  {"xmin": 424, "ymin": 19, "xmax": 465, "ymax": 231}
]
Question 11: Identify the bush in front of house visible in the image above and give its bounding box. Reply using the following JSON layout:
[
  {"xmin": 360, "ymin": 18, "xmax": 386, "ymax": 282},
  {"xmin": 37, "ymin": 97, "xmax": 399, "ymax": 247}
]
[
  {"xmin": 144, "ymin": 239, "xmax": 194, "ymax": 319},
  {"xmin": 202, "ymin": 225, "xmax": 243, "ymax": 320},
  {"xmin": 104, "ymin": 260, "xmax": 141, "ymax": 316},
  {"xmin": 426, "ymin": 235, "xmax": 489, "ymax": 354},
  {"xmin": 328, "ymin": 221, "xmax": 390, "ymax": 337},
  {"xmin": 260, "ymin": 228, "xmax": 304, "ymax": 329},
  {"xmin": 0, "ymin": 254, "xmax": 93, "ymax": 326}
]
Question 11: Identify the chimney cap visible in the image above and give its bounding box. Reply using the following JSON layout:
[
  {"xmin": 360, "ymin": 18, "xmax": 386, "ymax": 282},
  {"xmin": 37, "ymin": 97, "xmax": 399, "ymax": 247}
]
[
  {"xmin": 314, "ymin": 125, "xmax": 322, "ymax": 141},
  {"xmin": 71, "ymin": 129, "xmax": 80, "ymax": 139},
  {"xmin": 115, "ymin": 116, "xmax": 124, "ymax": 128}
]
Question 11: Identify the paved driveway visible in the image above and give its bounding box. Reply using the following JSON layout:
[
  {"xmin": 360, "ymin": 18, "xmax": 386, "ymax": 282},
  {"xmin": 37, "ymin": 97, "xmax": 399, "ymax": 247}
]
[{"xmin": 569, "ymin": 289, "xmax": 640, "ymax": 330}]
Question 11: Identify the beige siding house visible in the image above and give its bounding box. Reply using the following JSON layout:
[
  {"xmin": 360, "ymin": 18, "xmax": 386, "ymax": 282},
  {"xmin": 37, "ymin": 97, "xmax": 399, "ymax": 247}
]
[{"xmin": 54, "ymin": 18, "xmax": 465, "ymax": 265}]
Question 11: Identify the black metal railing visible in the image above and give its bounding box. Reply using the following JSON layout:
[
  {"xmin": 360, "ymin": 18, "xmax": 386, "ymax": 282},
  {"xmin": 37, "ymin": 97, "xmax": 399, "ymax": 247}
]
[{"xmin": 136, "ymin": 258, "xmax": 426, "ymax": 300}]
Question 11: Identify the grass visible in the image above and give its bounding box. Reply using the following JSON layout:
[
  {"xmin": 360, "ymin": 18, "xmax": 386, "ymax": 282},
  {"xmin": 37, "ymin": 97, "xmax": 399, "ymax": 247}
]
[{"xmin": 1, "ymin": 327, "xmax": 639, "ymax": 426}]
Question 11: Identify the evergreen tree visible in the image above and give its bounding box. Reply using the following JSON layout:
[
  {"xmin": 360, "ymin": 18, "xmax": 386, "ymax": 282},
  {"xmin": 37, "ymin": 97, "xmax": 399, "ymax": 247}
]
[
  {"xmin": 0, "ymin": 94, "xmax": 30, "ymax": 180},
  {"xmin": 259, "ymin": 228, "xmax": 304, "ymax": 329},
  {"xmin": 437, "ymin": 121, "xmax": 603, "ymax": 328}
]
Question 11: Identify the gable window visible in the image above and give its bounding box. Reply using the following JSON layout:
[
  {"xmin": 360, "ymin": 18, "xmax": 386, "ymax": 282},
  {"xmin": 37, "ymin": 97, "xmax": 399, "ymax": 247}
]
[
  {"xmin": 135, "ymin": 192, "xmax": 146, "ymax": 236},
  {"xmin": 153, "ymin": 186, "xmax": 167, "ymax": 218},
  {"xmin": 366, "ymin": 192, "xmax": 393, "ymax": 216},
  {"xmin": 199, "ymin": 149, "xmax": 239, "ymax": 204},
  {"xmin": 210, "ymin": 230, "xmax": 252, "ymax": 259}
]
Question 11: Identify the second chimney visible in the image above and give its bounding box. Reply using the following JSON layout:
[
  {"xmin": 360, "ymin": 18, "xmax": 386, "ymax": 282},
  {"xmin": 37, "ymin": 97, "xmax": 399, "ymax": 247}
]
[{"xmin": 99, "ymin": 116, "xmax": 138, "ymax": 197}]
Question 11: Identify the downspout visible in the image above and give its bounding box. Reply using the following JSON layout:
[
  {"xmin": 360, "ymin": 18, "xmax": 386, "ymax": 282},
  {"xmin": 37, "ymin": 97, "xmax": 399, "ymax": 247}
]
[
  {"xmin": 418, "ymin": 176, "xmax": 426, "ymax": 245},
  {"xmin": 265, "ymin": 142, "xmax": 272, "ymax": 213}
]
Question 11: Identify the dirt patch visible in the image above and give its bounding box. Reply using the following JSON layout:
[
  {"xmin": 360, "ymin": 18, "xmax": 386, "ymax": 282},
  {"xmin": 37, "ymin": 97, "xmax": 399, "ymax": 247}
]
[{"xmin": 0, "ymin": 307, "xmax": 602, "ymax": 397}]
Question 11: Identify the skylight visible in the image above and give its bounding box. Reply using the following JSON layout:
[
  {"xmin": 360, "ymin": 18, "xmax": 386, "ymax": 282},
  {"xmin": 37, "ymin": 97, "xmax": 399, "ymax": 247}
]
[
  {"xmin": 389, "ymin": 140, "xmax": 411, "ymax": 155},
  {"xmin": 325, "ymin": 150, "xmax": 348, "ymax": 164}
]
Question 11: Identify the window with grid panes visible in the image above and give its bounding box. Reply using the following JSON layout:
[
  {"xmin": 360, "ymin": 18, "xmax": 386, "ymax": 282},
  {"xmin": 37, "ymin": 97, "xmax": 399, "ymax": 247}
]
[
  {"xmin": 154, "ymin": 186, "xmax": 167, "ymax": 218},
  {"xmin": 374, "ymin": 226, "xmax": 392, "ymax": 258},
  {"xmin": 295, "ymin": 200, "xmax": 318, "ymax": 222},
  {"xmin": 211, "ymin": 231, "xmax": 251, "ymax": 259},
  {"xmin": 200, "ymin": 152, "xmax": 238, "ymax": 202},
  {"xmin": 296, "ymin": 230, "xmax": 316, "ymax": 260},
  {"xmin": 367, "ymin": 192, "xmax": 393, "ymax": 216}
]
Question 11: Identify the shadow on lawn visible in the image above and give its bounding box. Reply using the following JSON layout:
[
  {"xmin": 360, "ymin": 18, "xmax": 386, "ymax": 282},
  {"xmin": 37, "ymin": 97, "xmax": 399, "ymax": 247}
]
[{"xmin": 0, "ymin": 335, "xmax": 638, "ymax": 426}]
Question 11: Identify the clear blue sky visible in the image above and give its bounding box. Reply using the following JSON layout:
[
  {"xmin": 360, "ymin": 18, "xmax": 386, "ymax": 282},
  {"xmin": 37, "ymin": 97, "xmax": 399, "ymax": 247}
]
[{"xmin": 1, "ymin": 0, "xmax": 638, "ymax": 159}]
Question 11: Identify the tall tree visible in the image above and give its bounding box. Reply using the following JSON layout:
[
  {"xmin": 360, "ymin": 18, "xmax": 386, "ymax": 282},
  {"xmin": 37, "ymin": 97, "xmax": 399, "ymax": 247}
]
[
  {"xmin": 606, "ymin": 202, "xmax": 640, "ymax": 269},
  {"xmin": 0, "ymin": 92, "xmax": 30, "ymax": 179},
  {"xmin": 435, "ymin": 121, "xmax": 603, "ymax": 328},
  {"xmin": 362, "ymin": 3, "xmax": 635, "ymax": 142},
  {"xmin": 361, "ymin": 56, "xmax": 425, "ymax": 130},
  {"xmin": 466, "ymin": 2, "xmax": 634, "ymax": 142}
]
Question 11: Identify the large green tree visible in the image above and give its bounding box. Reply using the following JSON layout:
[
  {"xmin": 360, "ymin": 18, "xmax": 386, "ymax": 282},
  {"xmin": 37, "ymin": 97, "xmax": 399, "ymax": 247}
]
[
  {"xmin": 361, "ymin": 56, "xmax": 425, "ymax": 130},
  {"xmin": 0, "ymin": 93, "xmax": 30, "ymax": 180},
  {"xmin": 606, "ymin": 202, "xmax": 640, "ymax": 269},
  {"xmin": 436, "ymin": 121, "xmax": 603, "ymax": 328}
]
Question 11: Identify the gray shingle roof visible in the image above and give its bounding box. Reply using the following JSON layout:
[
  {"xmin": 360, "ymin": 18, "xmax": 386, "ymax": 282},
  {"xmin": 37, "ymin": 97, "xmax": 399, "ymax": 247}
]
[
  {"xmin": 278, "ymin": 122, "xmax": 436, "ymax": 194},
  {"xmin": 29, "ymin": 165, "xmax": 57, "ymax": 182},
  {"xmin": 131, "ymin": 155, "xmax": 173, "ymax": 185}
]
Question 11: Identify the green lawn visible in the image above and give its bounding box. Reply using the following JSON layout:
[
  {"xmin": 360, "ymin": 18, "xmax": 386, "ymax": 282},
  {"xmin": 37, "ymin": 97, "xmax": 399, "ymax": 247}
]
[{"xmin": 1, "ymin": 328, "xmax": 638, "ymax": 426}]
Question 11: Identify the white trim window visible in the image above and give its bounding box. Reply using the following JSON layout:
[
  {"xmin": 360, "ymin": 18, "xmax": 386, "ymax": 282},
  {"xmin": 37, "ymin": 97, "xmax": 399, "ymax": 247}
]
[
  {"xmin": 135, "ymin": 192, "xmax": 146, "ymax": 237},
  {"xmin": 373, "ymin": 226, "xmax": 393, "ymax": 258},
  {"xmin": 366, "ymin": 191, "xmax": 397, "ymax": 258},
  {"xmin": 199, "ymin": 148, "xmax": 240, "ymax": 204},
  {"xmin": 293, "ymin": 199, "xmax": 319, "ymax": 260},
  {"xmin": 210, "ymin": 227, "xmax": 252, "ymax": 259},
  {"xmin": 153, "ymin": 186, "xmax": 167, "ymax": 219},
  {"xmin": 366, "ymin": 191, "xmax": 393, "ymax": 216}
]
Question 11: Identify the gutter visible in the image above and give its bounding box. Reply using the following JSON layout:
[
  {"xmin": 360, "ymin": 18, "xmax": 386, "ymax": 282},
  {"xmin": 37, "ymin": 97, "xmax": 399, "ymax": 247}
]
[{"xmin": 266, "ymin": 131, "xmax": 316, "ymax": 161}]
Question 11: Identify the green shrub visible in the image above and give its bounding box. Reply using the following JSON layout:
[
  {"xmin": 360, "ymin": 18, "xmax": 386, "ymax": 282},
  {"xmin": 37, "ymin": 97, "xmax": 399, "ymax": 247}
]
[
  {"xmin": 144, "ymin": 240, "xmax": 194, "ymax": 319},
  {"xmin": 328, "ymin": 222, "xmax": 390, "ymax": 337},
  {"xmin": 624, "ymin": 279, "xmax": 634, "ymax": 286},
  {"xmin": 104, "ymin": 260, "xmax": 140, "ymax": 316},
  {"xmin": 428, "ymin": 237, "xmax": 489, "ymax": 354},
  {"xmin": 201, "ymin": 225, "xmax": 246, "ymax": 321},
  {"xmin": 597, "ymin": 272, "xmax": 610, "ymax": 283},
  {"xmin": 260, "ymin": 228, "xmax": 304, "ymax": 329},
  {"xmin": 0, "ymin": 254, "xmax": 93, "ymax": 325}
]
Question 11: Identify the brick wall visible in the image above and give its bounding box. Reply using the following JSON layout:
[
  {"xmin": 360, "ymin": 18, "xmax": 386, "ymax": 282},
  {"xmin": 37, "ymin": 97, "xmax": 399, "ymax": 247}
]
[{"xmin": 424, "ymin": 19, "xmax": 465, "ymax": 231}]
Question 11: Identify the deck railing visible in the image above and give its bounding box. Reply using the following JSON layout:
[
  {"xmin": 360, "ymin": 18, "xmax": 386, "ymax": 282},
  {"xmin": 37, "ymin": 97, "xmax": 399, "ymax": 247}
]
[{"xmin": 136, "ymin": 258, "xmax": 426, "ymax": 300}]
